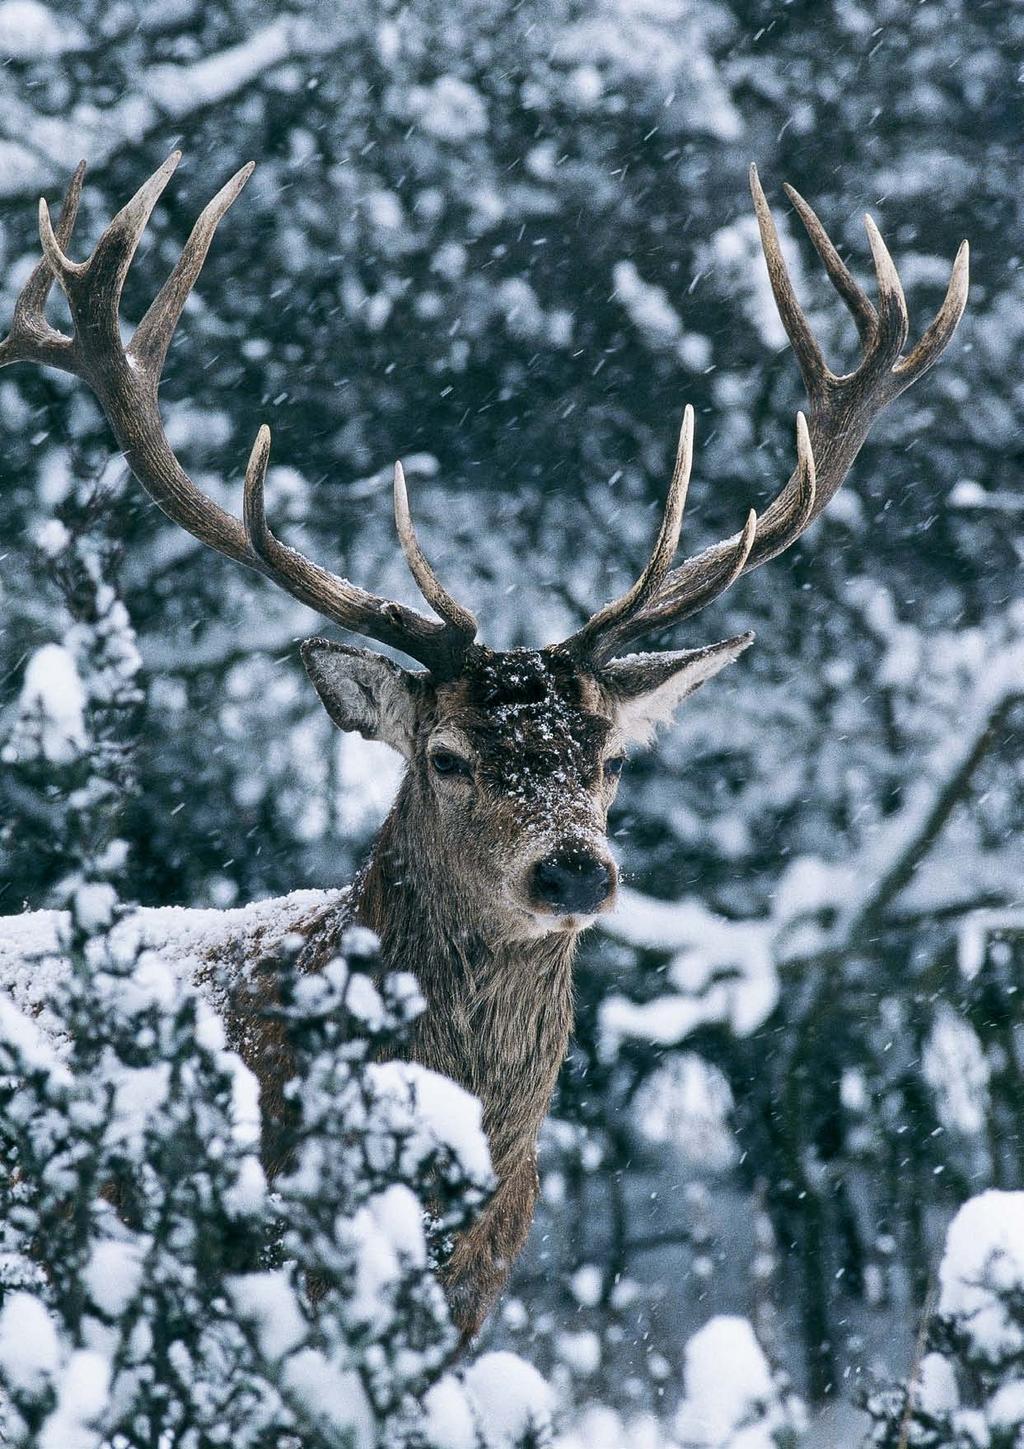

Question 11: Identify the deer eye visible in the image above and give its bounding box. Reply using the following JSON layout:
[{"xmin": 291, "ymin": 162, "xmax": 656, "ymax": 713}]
[
  {"xmin": 605, "ymin": 754, "xmax": 626, "ymax": 779},
  {"xmin": 430, "ymin": 749, "xmax": 472, "ymax": 778}
]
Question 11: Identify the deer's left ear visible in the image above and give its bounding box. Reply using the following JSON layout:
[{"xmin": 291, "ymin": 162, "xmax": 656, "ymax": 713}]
[{"xmin": 600, "ymin": 633, "xmax": 754, "ymax": 745}]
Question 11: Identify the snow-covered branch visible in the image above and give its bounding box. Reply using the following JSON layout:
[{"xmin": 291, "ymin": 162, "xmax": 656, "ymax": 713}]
[
  {"xmin": 0, "ymin": 16, "xmax": 351, "ymax": 200},
  {"xmin": 600, "ymin": 644, "xmax": 1023, "ymax": 1050},
  {"xmin": 832, "ymin": 643, "xmax": 1024, "ymax": 945}
]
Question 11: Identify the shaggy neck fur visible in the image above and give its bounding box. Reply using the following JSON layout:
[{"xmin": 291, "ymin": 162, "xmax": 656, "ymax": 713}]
[{"xmin": 353, "ymin": 777, "xmax": 578, "ymax": 1175}]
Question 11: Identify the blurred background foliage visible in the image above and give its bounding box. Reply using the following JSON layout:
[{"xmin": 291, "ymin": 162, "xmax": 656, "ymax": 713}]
[{"xmin": 0, "ymin": 0, "xmax": 1021, "ymax": 1437}]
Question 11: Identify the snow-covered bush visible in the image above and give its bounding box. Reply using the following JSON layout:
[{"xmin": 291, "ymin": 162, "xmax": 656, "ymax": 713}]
[
  {"xmin": 2, "ymin": 0, "xmax": 1022, "ymax": 1437},
  {"xmin": 0, "ymin": 893, "xmax": 553, "ymax": 1447},
  {"xmin": 867, "ymin": 1191, "xmax": 1024, "ymax": 1448},
  {"xmin": 672, "ymin": 1316, "xmax": 805, "ymax": 1449},
  {"xmin": 0, "ymin": 492, "xmax": 554, "ymax": 1445},
  {"xmin": 552, "ymin": 1315, "xmax": 803, "ymax": 1449},
  {"xmin": 1, "ymin": 501, "xmax": 142, "ymax": 901}
]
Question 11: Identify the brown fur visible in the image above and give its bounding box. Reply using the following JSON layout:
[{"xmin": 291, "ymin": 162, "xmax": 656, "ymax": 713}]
[
  {"xmin": 357, "ymin": 819, "xmax": 576, "ymax": 1336},
  {"xmin": 348, "ymin": 650, "xmax": 598, "ymax": 1336},
  {"xmin": 194, "ymin": 641, "xmax": 748, "ymax": 1340},
  {"xmin": 211, "ymin": 649, "xmax": 612, "ymax": 1338}
]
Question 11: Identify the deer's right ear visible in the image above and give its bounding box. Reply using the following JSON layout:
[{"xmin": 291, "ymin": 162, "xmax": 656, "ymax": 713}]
[{"xmin": 300, "ymin": 639, "xmax": 423, "ymax": 758}]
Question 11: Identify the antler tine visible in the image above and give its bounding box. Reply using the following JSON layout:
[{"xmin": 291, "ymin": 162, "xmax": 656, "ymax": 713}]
[
  {"xmin": 563, "ymin": 169, "xmax": 968, "ymax": 664},
  {"xmin": 749, "ymin": 163, "xmax": 833, "ymax": 405},
  {"xmin": 240, "ymin": 427, "xmax": 472, "ymax": 667},
  {"xmin": 40, "ymin": 152, "xmax": 183, "ymax": 359},
  {"xmin": 393, "ymin": 462, "xmax": 479, "ymax": 639},
  {"xmin": 3, "ymin": 155, "xmax": 478, "ymax": 676},
  {"xmin": 240, "ymin": 423, "xmax": 380, "ymax": 626},
  {"xmin": 242, "ymin": 423, "xmax": 274, "ymax": 549},
  {"xmin": 782, "ymin": 183, "xmax": 876, "ymax": 345},
  {"xmin": 894, "ymin": 240, "xmax": 970, "ymax": 387},
  {"xmin": 863, "ymin": 214, "xmax": 909, "ymax": 369},
  {"xmin": 37, "ymin": 195, "xmax": 87, "ymax": 283},
  {"xmin": 0, "ymin": 161, "xmax": 86, "ymax": 371},
  {"xmin": 129, "ymin": 161, "xmax": 255, "ymax": 380},
  {"xmin": 88, "ymin": 151, "xmax": 181, "ymax": 301},
  {"xmin": 746, "ymin": 409, "xmax": 817, "ymax": 559},
  {"xmin": 27, "ymin": 162, "xmax": 86, "ymax": 299},
  {"xmin": 564, "ymin": 404, "xmax": 694, "ymax": 662},
  {"xmin": 618, "ymin": 412, "xmax": 812, "ymax": 641},
  {"xmin": 631, "ymin": 509, "xmax": 759, "ymax": 640}
]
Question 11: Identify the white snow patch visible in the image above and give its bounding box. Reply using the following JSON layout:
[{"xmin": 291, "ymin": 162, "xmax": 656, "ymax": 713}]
[
  {"xmin": 923, "ymin": 1005, "xmax": 990, "ymax": 1136},
  {"xmin": 555, "ymin": 1406, "xmax": 664, "ymax": 1448},
  {"xmin": 366, "ymin": 1060, "xmax": 492, "ymax": 1186},
  {"xmin": 107, "ymin": 1062, "xmax": 171, "ymax": 1150},
  {"xmin": 600, "ymin": 893, "xmax": 777, "ymax": 1049},
  {"xmin": 229, "ymin": 1271, "xmax": 306, "ymax": 1360},
  {"xmin": 0, "ymin": 889, "xmax": 346, "ymax": 1059},
  {"xmin": 372, "ymin": 1182, "xmax": 427, "ymax": 1267},
  {"xmin": 551, "ymin": 0, "xmax": 741, "ymax": 140},
  {"xmin": 959, "ymin": 909, "xmax": 1024, "ymax": 981},
  {"xmin": 939, "ymin": 1191, "xmax": 1024, "ymax": 1361},
  {"xmin": 223, "ymin": 1153, "xmax": 268, "ymax": 1217},
  {"xmin": 4, "ymin": 643, "xmax": 88, "ymax": 765},
  {"xmin": 281, "ymin": 1351, "xmax": 376, "ymax": 1446},
  {"xmin": 84, "ymin": 1241, "xmax": 145, "ymax": 1319},
  {"xmin": 0, "ymin": 1292, "xmax": 61, "ymax": 1392},
  {"xmin": 422, "ymin": 1375, "xmax": 477, "ymax": 1449},
  {"xmin": 462, "ymin": 1352, "xmax": 553, "ymax": 1445},
  {"xmin": 556, "ymin": 1329, "xmax": 601, "ymax": 1375},
  {"xmin": 989, "ymin": 1379, "xmax": 1024, "ymax": 1431},
  {"xmin": 344, "ymin": 1185, "xmax": 429, "ymax": 1328},
  {"xmin": 409, "ymin": 76, "xmax": 488, "ymax": 141},
  {"xmin": 674, "ymin": 1316, "xmax": 779, "ymax": 1447},
  {"xmin": 570, "ymin": 1264, "xmax": 603, "ymax": 1308},
  {"xmin": 0, "ymin": 990, "xmax": 68, "ymax": 1076},
  {"xmin": 0, "ymin": 139, "xmax": 51, "ymax": 197},
  {"xmin": 613, "ymin": 260, "xmax": 710, "ymax": 369},
  {"xmin": 632, "ymin": 1054, "xmax": 737, "ymax": 1170},
  {"xmin": 143, "ymin": 17, "xmax": 331, "ymax": 118},
  {"xmin": 0, "ymin": 0, "xmax": 84, "ymax": 58},
  {"xmin": 72, "ymin": 882, "xmax": 118, "ymax": 934},
  {"xmin": 38, "ymin": 1347, "xmax": 111, "ymax": 1449},
  {"xmin": 915, "ymin": 1351, "xmax": 959, "ymax": 1417}
]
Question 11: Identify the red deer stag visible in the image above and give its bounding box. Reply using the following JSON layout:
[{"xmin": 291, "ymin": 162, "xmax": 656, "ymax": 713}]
[{"xmin": 0, "ymin": 154, "xmax": 968, "ymax": 1341}]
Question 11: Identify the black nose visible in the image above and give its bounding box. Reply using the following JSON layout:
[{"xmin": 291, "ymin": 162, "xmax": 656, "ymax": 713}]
[{"xmin": 531, "ymin": 850, "xmax": 613, "ymax": 914}]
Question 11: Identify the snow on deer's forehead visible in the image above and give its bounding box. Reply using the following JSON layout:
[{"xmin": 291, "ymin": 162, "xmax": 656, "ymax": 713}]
[{"xmin": 455, "ymin": 650, "xmax": 608, "ymax": 785}]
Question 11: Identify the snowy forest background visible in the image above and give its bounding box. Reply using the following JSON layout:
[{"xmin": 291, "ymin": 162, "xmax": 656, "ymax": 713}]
[{"xmin": 0, "ymin": 0, "xmax": 1021, "ymax": 1444}]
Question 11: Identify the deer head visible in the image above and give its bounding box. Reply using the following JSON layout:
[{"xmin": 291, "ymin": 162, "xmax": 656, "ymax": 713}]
[{"xmin": 1, "ymin": 155, "xmax": 968, "ymax": 941}]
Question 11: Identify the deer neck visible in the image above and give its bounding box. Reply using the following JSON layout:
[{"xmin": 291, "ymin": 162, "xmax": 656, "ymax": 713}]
[{"xmin": 350, "ymin": 783, "xmax": 578, "ymax": 1170}]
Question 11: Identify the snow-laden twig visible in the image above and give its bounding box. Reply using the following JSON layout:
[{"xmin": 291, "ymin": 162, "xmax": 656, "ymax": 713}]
[
  {"xmin": 830, "ymin": 642, "xmax": 1024, "ymax": 947},
  {"xmin": 599, "ymin": 643, "xmax": 1023, "ymax": 1048},
  {"xmin": 958, "ymin": 907, "xmax": 1024, "ymax": 981},
  {"xmin": 0, "ymin": 16, "xmax": 349, "ymax": 199}
]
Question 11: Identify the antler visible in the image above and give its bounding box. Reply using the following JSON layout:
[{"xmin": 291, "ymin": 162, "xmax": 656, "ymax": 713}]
[
  {"xmin": 563, "ymin": 164, "xmax": 969, "ymax": 665},
  {"xmin": 0, "ymin": 153, "xmax": 478, "ymax": 676}
]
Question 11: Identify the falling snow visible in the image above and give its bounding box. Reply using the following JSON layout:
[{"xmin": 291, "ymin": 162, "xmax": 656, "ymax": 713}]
[{"xmin": 0, "ymin": 1, "xmax": 1020, "ymax": 1445}]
